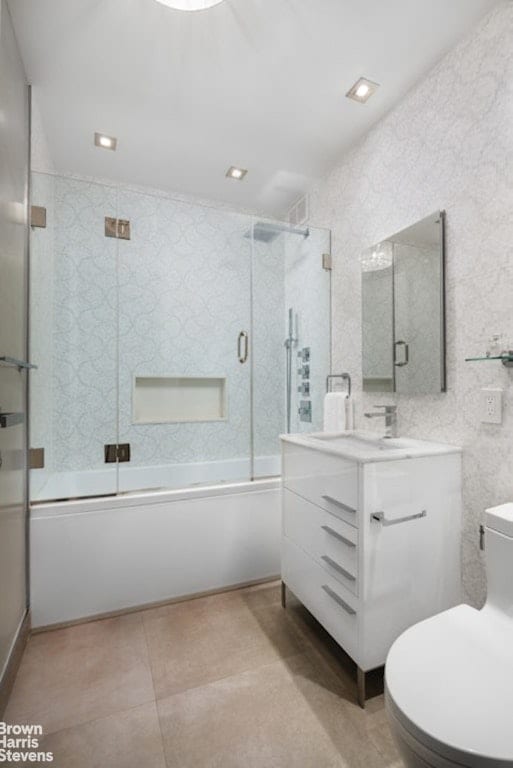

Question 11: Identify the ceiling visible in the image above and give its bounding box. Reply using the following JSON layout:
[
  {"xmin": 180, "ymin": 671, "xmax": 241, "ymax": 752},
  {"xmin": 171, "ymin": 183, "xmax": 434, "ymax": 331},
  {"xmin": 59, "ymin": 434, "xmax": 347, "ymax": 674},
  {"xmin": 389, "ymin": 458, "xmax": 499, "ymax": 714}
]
[{"xmin": 9, "ymin": 0, "xmax": 498, "ymax": 216}]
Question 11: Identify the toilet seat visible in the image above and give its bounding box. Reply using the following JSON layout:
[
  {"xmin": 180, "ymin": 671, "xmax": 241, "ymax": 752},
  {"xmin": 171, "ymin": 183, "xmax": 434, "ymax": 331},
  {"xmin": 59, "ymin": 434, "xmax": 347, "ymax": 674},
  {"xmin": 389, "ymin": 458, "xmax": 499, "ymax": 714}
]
[{"xmin": 385, "ymin": 604, "xmax": 513, "ymax": 767}]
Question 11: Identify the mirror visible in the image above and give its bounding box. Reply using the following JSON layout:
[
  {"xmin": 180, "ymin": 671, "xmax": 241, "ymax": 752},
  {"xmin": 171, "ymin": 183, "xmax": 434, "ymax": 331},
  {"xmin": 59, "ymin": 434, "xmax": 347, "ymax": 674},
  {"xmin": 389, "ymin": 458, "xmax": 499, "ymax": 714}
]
[{"xmin": 361, "ymin": 211, "xmax": 446, "ymax": 394}]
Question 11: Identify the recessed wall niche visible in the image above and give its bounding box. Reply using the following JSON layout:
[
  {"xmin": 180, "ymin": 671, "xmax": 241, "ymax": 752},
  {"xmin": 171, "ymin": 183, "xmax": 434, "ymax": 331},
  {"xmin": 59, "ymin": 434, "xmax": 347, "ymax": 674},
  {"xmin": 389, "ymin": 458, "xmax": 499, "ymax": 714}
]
[{"xmin": 133, "ymin": 377, "xmax": 227, "ymax": 424}]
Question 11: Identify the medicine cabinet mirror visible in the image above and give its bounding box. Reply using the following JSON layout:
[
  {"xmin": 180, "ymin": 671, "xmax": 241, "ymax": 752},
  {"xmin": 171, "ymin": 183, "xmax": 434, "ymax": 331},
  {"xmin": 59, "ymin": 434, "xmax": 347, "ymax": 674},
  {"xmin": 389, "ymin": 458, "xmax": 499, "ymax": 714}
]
[{"xmin": 361, "ymin": 211, "xmax": 446, "ymax": 394}]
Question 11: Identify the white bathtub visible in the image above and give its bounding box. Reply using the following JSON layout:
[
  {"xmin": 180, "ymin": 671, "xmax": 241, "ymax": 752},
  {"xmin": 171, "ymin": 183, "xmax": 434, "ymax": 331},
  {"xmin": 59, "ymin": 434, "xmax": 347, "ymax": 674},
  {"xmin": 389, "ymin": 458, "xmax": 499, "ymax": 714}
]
[
  {"xmin": 30, "ymin": 478, "xmax": 281, "ymax": 629},
  {"xmin": 30, "ymin": 455, "xmax": 281, "ymax": 501}
]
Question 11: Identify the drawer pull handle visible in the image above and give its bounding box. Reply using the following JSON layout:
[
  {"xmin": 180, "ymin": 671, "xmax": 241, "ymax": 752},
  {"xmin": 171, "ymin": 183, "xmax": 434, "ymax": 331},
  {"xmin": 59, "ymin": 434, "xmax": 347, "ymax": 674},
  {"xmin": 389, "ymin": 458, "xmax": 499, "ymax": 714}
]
[
  {"xmin": 321, "ymin": 495, "xmax": 356, "ymax": 515},
  {"xmin": 321, "ymin": 525, "xmax": 356, "ymax": 548},
  {"xmin": 371, "ymin": 510, "xmax": 427, "ymax": 526},
  {"xmin": 322, "ymin": 584, "xmax": 356, "ymax": 615},
  {"xmin": 321, "ymin": 555, "xmax": 356, "ymax": 581}
]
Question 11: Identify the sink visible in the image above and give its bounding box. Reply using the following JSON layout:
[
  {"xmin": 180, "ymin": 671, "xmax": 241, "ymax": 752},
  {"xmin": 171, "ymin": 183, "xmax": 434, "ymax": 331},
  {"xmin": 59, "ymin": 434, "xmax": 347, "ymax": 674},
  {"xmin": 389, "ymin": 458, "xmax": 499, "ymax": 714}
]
[
  {"xmin": 282, "ymin": 430, "xmax": 461, "ymax": 462},
  {"xmin": 310, "ymin": 432, "xmax": 399, "ymax": 452}
]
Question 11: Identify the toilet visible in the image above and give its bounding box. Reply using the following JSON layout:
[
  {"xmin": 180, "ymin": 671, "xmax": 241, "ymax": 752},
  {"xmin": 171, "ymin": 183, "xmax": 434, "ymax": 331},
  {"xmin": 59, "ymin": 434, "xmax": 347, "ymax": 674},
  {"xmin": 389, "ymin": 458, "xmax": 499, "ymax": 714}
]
[{"xmin": 385, "ymin": 502, "xmax": 513, "ymax": 768}]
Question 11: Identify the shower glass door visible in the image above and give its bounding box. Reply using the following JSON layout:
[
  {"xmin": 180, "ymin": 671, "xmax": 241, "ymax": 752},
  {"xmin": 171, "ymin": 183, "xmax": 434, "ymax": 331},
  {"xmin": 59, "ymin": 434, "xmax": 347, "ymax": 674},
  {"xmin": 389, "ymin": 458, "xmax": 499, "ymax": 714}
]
[
  {"xmin": 29, "ymin": 176, "xmax": 332, "ymax": 500},
  {"xmin": 30, "ymin": 173, "xmax": 119, "ymax": 501},
  {"xmin": 116, "ymin": 190, "xmax": 252, "ymax": 492},
  {"xmin": 251, "ymin": 218, "xmax": 331, "ymax": 478}
]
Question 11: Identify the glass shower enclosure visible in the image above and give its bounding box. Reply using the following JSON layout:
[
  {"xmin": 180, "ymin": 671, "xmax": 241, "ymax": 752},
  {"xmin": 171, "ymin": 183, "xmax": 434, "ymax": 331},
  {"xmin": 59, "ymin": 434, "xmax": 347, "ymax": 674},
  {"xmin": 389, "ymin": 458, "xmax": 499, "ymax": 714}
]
[{"xmin": 29, "ymin": 173, "xmax": 331, "ymax": 501}]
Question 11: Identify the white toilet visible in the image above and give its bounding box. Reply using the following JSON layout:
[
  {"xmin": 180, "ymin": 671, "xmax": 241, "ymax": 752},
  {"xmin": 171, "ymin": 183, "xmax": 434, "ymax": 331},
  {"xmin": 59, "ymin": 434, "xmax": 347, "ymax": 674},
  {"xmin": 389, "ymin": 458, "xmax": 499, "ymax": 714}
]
[{"xmin": 385, "ymin": 502, "xmax": 513, "ymax": 767}]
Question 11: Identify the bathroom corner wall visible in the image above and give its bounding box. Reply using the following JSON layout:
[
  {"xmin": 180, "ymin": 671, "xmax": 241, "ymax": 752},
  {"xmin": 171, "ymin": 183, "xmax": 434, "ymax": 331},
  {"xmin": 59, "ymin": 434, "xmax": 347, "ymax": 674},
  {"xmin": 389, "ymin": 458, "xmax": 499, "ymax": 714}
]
[{"xmin": 309, "ymin": 0, "xmax": 513, "ymax": 607}]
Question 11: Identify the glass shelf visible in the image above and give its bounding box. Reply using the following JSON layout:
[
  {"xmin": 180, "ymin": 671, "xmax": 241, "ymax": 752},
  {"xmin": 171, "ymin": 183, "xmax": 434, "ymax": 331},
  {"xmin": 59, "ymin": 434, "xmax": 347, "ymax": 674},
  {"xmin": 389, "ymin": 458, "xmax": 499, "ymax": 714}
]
[{"xmin": 465, "ymin": 352, "xmax": 513, "ymax": 367}]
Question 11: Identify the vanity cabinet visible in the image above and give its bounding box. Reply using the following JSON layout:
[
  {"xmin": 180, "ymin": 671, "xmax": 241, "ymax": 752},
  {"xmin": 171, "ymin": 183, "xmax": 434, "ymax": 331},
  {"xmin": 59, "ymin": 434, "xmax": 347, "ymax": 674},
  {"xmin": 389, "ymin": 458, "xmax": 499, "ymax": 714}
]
[{"xmin": 281, "ymin": 438, "xmax": 462, "ymax": 706}]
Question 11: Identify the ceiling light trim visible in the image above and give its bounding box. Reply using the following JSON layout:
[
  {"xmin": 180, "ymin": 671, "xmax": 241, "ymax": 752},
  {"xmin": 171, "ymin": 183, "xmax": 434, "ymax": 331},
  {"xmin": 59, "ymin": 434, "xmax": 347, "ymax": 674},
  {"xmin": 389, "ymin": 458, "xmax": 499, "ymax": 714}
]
[
  {"xmin": 94, "ymin": 132, "xmax": 117, "ymax": 151},
  {"xmin": 346, "ymin": 77, "xmax": 380, "ymax": 104},
  {"xmin": 154, "ymin": 0, "xmax": 225, "ymax": 11},
  {"xmin": 226, "ymin": 166, "xmax": 248, "ymax": 181}
]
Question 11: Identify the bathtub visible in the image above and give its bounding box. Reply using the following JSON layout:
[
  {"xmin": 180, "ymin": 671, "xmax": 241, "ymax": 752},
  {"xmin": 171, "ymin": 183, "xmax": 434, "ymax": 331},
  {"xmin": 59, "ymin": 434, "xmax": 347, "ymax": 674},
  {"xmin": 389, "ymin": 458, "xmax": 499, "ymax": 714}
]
[
  {"xmin": 30, "ymin": 455, "xmax": 281, "ymax": 501},
  {"xmin": 30, "ymin": 478, "xmax": 281, "ymax": 629}
]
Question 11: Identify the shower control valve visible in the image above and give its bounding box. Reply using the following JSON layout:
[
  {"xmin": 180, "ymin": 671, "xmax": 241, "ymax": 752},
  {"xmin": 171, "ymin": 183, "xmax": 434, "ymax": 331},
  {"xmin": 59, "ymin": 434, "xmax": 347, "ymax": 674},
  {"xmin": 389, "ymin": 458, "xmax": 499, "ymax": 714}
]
[
  {"xmin": 297, "ymin": 364, "xmax": 310, "ymax": 378},
  {"xmin": 297, "ymin": 382, "xmax": 310, "ymax": 396},
  {"xmin": 298, "ymin": 400, "xmax": 312, "ymax": 422}
]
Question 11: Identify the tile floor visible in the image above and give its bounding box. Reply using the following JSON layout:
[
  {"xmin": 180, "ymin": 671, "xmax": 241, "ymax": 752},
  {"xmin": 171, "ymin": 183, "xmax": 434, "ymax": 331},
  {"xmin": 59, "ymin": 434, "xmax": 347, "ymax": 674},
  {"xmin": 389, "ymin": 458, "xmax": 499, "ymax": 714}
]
[{"xmin": 5, "ymin": 582, "xmax": 404, "ymax": 767}]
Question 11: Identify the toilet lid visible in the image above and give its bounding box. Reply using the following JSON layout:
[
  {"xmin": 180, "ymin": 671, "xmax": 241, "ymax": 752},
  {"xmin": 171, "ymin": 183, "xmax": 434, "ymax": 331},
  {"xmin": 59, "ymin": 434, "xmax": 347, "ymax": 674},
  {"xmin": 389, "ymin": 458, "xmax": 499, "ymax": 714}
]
[{"xmin": 386, "ymin": 604, "xmax": 513, "ymax": 767}]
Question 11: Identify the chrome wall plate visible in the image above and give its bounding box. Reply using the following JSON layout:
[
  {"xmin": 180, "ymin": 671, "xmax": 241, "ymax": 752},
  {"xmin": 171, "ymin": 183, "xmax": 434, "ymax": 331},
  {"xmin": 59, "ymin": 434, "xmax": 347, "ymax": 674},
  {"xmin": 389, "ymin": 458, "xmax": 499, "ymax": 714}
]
[{"xmin": 298, "ymin": 400, "xmax": 312, "ymax": 422}]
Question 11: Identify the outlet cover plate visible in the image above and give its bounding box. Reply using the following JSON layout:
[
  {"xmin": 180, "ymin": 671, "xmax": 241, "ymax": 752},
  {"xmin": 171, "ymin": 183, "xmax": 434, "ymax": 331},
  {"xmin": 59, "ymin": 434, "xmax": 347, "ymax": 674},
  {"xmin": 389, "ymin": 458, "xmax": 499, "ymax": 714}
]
[{"xmin": 480, "ymin": 388, "xmax": 503, "ymax": 424}]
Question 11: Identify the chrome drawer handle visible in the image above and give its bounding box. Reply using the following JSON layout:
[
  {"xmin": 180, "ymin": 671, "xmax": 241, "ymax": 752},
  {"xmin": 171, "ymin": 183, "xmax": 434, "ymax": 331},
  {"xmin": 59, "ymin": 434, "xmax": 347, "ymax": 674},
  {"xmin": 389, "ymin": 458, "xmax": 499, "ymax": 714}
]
[
  {"xmin": 321, "ymin": 495, "xmax": 356, "ymax": 515},
  {"xmin": 322, "ymin": 584, "xmax": 356, "ymax": 615},
  {"xmin": 321, "ymin": 555, "xmax": 356, "ymax": 581},
  {"xmin": 371, "ymin": 510, "xmax": 427, "ymax": 526},
  {"xmin": 321, "ymin": 525, "xmax": 356, "ymax": 548}
]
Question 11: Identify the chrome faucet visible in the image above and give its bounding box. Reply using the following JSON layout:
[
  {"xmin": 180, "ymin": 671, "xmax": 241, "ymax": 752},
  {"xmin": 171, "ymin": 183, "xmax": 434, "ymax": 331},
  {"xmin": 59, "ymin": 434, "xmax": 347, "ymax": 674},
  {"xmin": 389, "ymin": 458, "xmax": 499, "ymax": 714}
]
[{"xmin": 364, "ymin": 405, "xmax": 398, "ymax": 438}]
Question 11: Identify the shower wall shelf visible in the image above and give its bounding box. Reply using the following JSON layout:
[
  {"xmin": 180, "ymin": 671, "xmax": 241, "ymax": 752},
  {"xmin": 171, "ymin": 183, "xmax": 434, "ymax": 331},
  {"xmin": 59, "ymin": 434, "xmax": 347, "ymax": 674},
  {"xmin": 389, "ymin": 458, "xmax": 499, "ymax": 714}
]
[{"xmin": 465, "ymin": 352, "xmax": 513, "ymax": 368}]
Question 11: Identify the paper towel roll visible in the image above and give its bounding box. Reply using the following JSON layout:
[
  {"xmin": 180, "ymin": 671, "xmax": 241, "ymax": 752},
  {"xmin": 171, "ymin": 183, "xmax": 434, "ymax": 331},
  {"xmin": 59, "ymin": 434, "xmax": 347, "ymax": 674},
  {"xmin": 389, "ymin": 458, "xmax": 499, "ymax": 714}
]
[{"xmin": 323, "ymin": 392, "xmax": 347, "ymax": 432}]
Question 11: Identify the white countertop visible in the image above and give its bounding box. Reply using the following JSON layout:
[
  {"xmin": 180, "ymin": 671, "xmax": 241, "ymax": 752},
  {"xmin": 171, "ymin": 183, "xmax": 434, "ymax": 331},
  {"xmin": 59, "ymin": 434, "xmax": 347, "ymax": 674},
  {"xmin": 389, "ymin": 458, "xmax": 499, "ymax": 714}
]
[{"xmin": 280, "ymin": 430, "xmax": 461, "ymax": 464}]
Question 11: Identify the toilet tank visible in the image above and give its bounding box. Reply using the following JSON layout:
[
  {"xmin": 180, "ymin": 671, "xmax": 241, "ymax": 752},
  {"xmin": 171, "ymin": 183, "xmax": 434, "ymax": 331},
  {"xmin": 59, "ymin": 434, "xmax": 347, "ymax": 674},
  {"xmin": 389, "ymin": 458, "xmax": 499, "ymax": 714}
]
[{"xmin": 484, "ymin": 503, "xmax": 513, "ymax": 616}]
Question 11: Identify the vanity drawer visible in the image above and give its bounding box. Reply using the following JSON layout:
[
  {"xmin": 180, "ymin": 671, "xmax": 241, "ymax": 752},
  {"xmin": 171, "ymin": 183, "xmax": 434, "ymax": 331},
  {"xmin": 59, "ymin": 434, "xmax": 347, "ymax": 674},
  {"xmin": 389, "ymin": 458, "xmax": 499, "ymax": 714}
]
[
  {"xmin": 283, "ymin": 489, "xmax": 358, "ymax": 595},
  {"xmin": 282, "ymin": 537, "xmax": 358, "ymax": 659},
  {"xmin": 282, "ymin": 444, "xmax": 358, "ymax": 527}
]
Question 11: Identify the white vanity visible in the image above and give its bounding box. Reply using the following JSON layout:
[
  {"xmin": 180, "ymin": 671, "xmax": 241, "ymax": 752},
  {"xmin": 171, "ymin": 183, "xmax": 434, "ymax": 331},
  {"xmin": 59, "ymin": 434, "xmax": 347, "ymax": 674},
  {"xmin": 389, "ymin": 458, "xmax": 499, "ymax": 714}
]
[{"xmin": 280, "ymin": 431, "xmax": 462, "ymax": 706}]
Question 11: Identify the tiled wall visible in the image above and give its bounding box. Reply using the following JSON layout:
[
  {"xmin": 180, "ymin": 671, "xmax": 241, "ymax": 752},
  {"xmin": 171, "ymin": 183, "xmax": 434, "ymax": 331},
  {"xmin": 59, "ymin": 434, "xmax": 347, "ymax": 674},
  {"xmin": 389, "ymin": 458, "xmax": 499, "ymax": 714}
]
[
  {"xmin": 308, "ymin": 0, "xmax": 513, "ymax": 607},
  {"xmin": 30, "ymin": 174, "xmax": 331, "ymax": 496}
]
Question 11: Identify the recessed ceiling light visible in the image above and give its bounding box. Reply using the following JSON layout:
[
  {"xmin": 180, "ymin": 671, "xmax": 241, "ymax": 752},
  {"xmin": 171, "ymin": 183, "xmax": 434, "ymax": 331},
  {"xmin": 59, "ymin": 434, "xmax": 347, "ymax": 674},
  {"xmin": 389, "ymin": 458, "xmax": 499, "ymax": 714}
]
[
  {"xmin": 346, "ymin": 77, "xmax": 379, "ymax": 104},
  {"xmin": 94, "ymin": 132, "xmax": 117, "ymax": 151},
  {"xmin": 155, "ymin": 0, "xmax": 225, "ymax": 10},
  {"xmin": 226, "ymin": 166, "xmax": 248, "ymax": 181}
]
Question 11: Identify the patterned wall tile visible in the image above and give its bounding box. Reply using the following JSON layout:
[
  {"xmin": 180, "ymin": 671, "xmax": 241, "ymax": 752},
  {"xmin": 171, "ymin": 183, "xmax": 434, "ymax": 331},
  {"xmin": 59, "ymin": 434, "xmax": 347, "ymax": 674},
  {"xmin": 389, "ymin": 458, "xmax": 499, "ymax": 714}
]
[{"xmin": 308, "ymin": 1, "xmax": 513, "ymax": 607}]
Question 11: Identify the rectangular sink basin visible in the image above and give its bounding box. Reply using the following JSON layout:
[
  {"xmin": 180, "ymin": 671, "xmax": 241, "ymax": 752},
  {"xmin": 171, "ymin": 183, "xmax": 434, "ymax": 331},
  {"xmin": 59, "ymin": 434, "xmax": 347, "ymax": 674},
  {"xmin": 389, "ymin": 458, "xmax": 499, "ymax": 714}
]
[
  {"xmin": 280, "ymin": 430, "xmax": 462, "ymax": 462},
  {"xmin": 311, "ymin": 432, "xmax": 398, "ymax": 451}
]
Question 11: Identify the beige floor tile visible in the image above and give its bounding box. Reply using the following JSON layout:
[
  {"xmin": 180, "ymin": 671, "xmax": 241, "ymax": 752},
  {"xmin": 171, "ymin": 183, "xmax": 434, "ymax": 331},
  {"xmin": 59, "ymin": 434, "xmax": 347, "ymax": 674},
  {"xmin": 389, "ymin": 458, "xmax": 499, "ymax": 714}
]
[
  {"xmin": 157, "ymin": 653, "xmax": 387, "ymax": 768},
  {"xmin": 5, "ymin": 613, "xmax": 154, "ymax": 734},
  {"xmin": 143, "ymin": 583, "xmax": 307, "ymax": 699},
  {"xmin": 39, "ymin": 702, "xmax": 166, "ymax": 768}
]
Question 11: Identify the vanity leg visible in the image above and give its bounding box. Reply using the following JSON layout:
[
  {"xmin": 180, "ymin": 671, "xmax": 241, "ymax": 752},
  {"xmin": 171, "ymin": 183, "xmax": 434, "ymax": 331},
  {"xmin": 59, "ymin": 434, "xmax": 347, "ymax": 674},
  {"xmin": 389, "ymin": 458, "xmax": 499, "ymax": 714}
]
[
  {"xmin": 281, "ymin": 581, "xmax": 287, "ymax": 609},
  {"xmin": 357, "ymin": 667, "xmax": 366, "ymax": 709}
]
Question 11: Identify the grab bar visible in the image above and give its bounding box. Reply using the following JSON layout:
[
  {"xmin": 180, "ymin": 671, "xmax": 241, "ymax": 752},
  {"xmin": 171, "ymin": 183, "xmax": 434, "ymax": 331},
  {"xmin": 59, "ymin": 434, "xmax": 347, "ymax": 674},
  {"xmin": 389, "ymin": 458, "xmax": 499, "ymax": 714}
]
[
  {"xmin": 237, "ymin": 331, "xmax": 248, "ymax": 364},
  {"xmin": 371, "ymin": 510, "xmax": 427, "ymax": 526},
  {"xmin": 0, "ymin": 356, "xmax": 38, "ymax": 371},
  {"xmin": 322, "ymin": 585, "xmax": 356, "ymax": 615}
]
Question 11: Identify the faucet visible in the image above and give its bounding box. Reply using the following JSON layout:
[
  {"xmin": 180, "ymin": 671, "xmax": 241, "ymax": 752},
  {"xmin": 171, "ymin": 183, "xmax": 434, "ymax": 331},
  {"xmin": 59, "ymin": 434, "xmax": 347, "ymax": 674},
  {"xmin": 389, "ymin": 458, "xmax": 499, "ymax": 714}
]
[{"xmin": 364, "ymin": 405, "xmax": 398, "ymax": 438}]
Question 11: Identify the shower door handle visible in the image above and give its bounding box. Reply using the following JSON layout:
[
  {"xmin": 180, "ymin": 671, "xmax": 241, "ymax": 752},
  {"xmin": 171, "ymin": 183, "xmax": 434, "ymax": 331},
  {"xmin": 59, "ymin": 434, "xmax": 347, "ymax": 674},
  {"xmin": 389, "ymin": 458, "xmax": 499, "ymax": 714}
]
[
  {"xmin": 394, "ymin": 340, "xmax": 409, "ymax": 367},
  {"xmin": 238, "ymin": 331, "xmax": 249, "ymax": 364}
]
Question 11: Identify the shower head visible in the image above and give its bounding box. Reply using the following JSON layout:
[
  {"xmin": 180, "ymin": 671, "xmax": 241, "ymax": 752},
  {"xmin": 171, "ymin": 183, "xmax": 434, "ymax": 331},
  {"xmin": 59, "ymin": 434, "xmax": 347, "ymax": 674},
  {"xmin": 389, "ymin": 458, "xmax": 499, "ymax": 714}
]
[{"xmin": 245, "ymin": 221, "xmax": 310, "ymax": 243}]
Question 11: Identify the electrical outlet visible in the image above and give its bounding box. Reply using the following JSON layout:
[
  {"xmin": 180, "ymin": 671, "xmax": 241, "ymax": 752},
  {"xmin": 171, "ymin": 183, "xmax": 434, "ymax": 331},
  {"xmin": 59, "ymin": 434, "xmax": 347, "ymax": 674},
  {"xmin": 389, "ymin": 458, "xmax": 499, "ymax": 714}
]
[{"xmin": 480, "ymin": 388, "xmax": 503, "ymax": 424}]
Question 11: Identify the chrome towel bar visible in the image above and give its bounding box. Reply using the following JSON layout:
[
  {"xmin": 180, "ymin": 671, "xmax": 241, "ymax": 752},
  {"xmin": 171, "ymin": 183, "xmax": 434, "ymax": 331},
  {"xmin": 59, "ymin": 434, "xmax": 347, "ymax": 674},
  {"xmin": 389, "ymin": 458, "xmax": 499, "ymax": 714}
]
[{"xmin": 371, "ymin": 510, "xmax": 427, "ymax": 526}]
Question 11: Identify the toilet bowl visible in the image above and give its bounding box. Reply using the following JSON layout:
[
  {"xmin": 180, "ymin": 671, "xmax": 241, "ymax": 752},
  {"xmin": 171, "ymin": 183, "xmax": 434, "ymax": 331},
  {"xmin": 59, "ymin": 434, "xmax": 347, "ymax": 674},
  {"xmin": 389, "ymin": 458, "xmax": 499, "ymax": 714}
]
[{"xmin": 385, "ymin": 503, "xmax": 513, "ymax": 768}]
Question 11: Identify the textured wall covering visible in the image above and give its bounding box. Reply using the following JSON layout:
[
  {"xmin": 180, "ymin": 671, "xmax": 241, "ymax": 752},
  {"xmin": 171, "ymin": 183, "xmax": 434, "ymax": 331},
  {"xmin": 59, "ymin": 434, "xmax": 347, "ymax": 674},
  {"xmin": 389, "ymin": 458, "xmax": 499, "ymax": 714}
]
[{"xmin": 308, "ymin": 0, "xmax": 513, "ymax": 607}]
